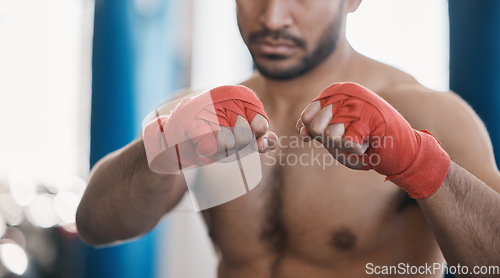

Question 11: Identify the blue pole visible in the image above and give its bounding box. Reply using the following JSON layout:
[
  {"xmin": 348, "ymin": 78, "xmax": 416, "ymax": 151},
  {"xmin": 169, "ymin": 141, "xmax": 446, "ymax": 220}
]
[
  {"xmin": 449, "ymin": 0, "xmax": 500, "ymax": 164},
  {"xmin": 83, "ymin": 0, "xmax": 186, "ymax": 277},
  {"xmin": 85, "ymin": 0, "xmax": 157, "ymax": 277}
]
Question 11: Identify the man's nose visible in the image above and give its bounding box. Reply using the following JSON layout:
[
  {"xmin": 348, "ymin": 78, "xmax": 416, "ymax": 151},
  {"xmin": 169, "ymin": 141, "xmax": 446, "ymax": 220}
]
[{"xmin": 259, "ymin": 0, "xmax": 294, "ymax": 30}]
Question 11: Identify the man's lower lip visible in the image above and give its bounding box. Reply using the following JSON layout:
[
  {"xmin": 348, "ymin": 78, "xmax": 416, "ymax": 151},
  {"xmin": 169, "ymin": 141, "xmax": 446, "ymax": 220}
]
[{"xmin": 255, "ymin": 43, "xmax": 295, "ymax": 56}]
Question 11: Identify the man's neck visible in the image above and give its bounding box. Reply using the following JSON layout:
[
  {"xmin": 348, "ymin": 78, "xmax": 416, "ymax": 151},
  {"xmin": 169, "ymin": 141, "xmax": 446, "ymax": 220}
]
[{"xmin": 255, "ymin": 39, "xmax": 358, "ymax": 107}]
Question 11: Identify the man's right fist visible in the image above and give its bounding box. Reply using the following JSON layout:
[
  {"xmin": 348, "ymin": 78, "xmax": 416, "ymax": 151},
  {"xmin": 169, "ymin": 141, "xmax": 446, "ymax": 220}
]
[
  {"xmin": 297, "ymin": 82, "xmax": 450, "ymax": 199},
  {"xmin": 143, "ymin": 85, "xmax": 276, "ymax": 174}
]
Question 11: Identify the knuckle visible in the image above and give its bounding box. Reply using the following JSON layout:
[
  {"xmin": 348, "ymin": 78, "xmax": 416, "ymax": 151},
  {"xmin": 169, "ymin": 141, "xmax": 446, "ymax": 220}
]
[
  {"xmin": 251, "ymin": 119, "xmax": 268, "ymax": 133},
  {"xmin": 309, "ymin": 122, "xmax": 324, "ymax": 135},
  {"xmin": 301, "ymin": 111, "xmax": 314, "ymax": 125},
  {"xmin": 234, "ymin": 127, "xmax": 253, "ymax": 146},
  {"xmin": 225, "ymin": 134, "xmax": 236, "ymax": 149},
  {"xmin": 219, "ymin": 128, "xmax": 235, "ymax": 149},
  {"xmin": 325, "ymin": 128, "xmax": 343, "ymax": 146},
  {"xmin": 324, "ymin": 127, "xmax": 337, "ymax": 137}
]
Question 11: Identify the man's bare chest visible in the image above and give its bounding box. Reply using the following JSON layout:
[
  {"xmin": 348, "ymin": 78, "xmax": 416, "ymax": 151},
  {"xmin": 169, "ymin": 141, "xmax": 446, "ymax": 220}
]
[{"xmin": 202, "ymin": 142, "xmax": 424, "ymax": 265}]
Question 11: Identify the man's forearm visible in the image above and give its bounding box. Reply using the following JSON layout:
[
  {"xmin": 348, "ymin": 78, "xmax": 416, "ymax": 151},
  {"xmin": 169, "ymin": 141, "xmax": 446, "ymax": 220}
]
[
  {"xmin": 76, "ymin": 139, "xmax": 186, "ymax": 246},
  {"xmin": 418, "ymin": 161, "xmax": 500, "ymax": 270}
]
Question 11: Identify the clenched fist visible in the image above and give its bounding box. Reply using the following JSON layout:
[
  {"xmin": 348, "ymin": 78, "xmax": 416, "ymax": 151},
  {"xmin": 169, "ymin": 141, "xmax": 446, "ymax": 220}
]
[
  {"xmin": 297, "ymin": 82, "xmax": 450, "ymax": 199},
  {"xmin": 143, "ymin": 85, "xmax": 277, "ymax": 175}
]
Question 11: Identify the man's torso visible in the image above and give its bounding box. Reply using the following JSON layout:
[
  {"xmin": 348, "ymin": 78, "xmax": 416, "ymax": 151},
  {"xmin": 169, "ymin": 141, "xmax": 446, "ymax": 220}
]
[{"xmin": 198, "ymin": 55, "xmax": 446, "ymax": 278}]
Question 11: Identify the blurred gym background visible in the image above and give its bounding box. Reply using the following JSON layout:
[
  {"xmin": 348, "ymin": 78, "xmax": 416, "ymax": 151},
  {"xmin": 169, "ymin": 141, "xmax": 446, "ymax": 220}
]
[{"xmin": 0, "ymin": 0, "xmax": 498, "ymax": 277}]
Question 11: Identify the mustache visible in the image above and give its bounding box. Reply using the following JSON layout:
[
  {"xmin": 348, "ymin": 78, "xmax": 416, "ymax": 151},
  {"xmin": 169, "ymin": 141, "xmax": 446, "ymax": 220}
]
[{"xmin": 248, "ymin": 29, "xmax": 306, "ymax": 49}]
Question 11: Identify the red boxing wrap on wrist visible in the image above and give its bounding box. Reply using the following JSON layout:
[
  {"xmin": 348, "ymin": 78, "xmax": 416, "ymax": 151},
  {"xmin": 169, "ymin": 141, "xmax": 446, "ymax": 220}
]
[
  {"xmin": 143, "ymin": 85, "xmax": 268, "ymax": 174},
  {"xmin": 314, "ymin": 82, "xmax": 450, "ymax": 199}
]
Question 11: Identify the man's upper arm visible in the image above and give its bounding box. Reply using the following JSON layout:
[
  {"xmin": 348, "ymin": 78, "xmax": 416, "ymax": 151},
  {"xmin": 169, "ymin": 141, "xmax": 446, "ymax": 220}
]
[{"xmin": 431, "ymin": 91, "xmax": 500, "ymax": 192}]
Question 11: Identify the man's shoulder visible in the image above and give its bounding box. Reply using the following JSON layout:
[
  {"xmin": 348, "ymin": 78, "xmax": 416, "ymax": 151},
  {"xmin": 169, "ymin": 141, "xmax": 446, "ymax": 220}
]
[
  {"xmin": 359, "ymin": 53, "xmax": 458, "ymax": 124},
  {"xmin": 353, "ymin": 54, "xmax": 418, "ymax": 93},
  {"xmin": 378, "ymin": 80, "xmax": 465, "ymax": 130},
  {"xmin": 359, "ymin": 56, "xmax": 469, "ymax": 139}
]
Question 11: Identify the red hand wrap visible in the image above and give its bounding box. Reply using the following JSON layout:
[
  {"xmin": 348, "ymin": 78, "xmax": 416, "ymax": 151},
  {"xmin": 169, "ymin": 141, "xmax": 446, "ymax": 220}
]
[
  {"xmin": 314, "ymin": 82, "xmax": 450, "ymax": 199},
  {"xmin": 143, "ymin": 85, "xmax": 268, "ymax": 174}
]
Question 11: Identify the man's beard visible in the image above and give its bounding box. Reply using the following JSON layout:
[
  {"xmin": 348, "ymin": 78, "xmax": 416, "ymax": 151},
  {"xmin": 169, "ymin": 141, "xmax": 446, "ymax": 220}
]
[{"xmin": 247, "ymin": 16, "xmax": 343, "ymax": 81}]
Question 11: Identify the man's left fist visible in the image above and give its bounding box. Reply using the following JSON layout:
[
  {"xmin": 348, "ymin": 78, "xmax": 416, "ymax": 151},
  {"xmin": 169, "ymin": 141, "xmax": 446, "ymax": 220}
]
[{"xmin": 297, "ymin": 82, "xmax": 450, "ymax": 199}]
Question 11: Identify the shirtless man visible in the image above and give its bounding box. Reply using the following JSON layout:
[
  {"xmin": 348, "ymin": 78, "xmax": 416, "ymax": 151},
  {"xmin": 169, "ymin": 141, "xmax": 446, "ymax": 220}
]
[{"xmin": 76, "ymin": 0, "xmax": 500, "ymax": 277}]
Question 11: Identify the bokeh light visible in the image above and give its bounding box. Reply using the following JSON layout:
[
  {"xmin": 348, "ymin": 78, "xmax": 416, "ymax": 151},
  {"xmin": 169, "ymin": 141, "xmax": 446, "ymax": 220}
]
[
  {"xmin": 0, "ymin": 194, "xmax": 24, "ymax": 226},
  {"xmin": 54, "ymin": 191, "xmax": 80, "ymax": 225},
  {"xmin": 54, "ymin": 175, "xmax": 86, "ymax": 196},
  {"xmin": 9, "ymin": 174, "xmax": 36, "ymax": 207},
  {"xmin": 0, "ymin": 241, "xmax": 28, "ymax": 275},
  {"xmin": 0, "ymin": 216, "xmax": 6, "ymax": 238},
  {"xmin": 25, "ymin": 194, "xmax": 59, "ymax": 228}
]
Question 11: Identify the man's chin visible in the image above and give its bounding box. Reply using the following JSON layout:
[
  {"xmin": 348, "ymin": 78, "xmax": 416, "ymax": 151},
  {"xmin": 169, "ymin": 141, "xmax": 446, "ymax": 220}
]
[
  {"xmin": 253, "ymin": 59, "xmax": 308, "ymax": 80},
  {"xmin": 255, "ymin": 64, "xmax": 307, "ymax": 81}
]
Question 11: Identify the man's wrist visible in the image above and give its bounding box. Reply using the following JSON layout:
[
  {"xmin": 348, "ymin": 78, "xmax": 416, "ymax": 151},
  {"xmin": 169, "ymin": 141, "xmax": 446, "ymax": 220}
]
[{"xmin": 385, "ymin": 130, "xmax": 451, "ymax": 199}]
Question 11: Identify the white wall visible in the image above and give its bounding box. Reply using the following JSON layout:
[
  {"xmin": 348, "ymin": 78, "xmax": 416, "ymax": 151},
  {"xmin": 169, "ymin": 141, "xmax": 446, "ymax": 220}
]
[
  {"xmin": 347, "ymin": 0, "xmax": 450, "ymax": 91},
  {"xmin": 190, "ymin": 0, "xmax": 253, "ymax": 91},
  {"xmin": 0, "ymin": 0, "xmax": 92, "ymax": 181}
]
